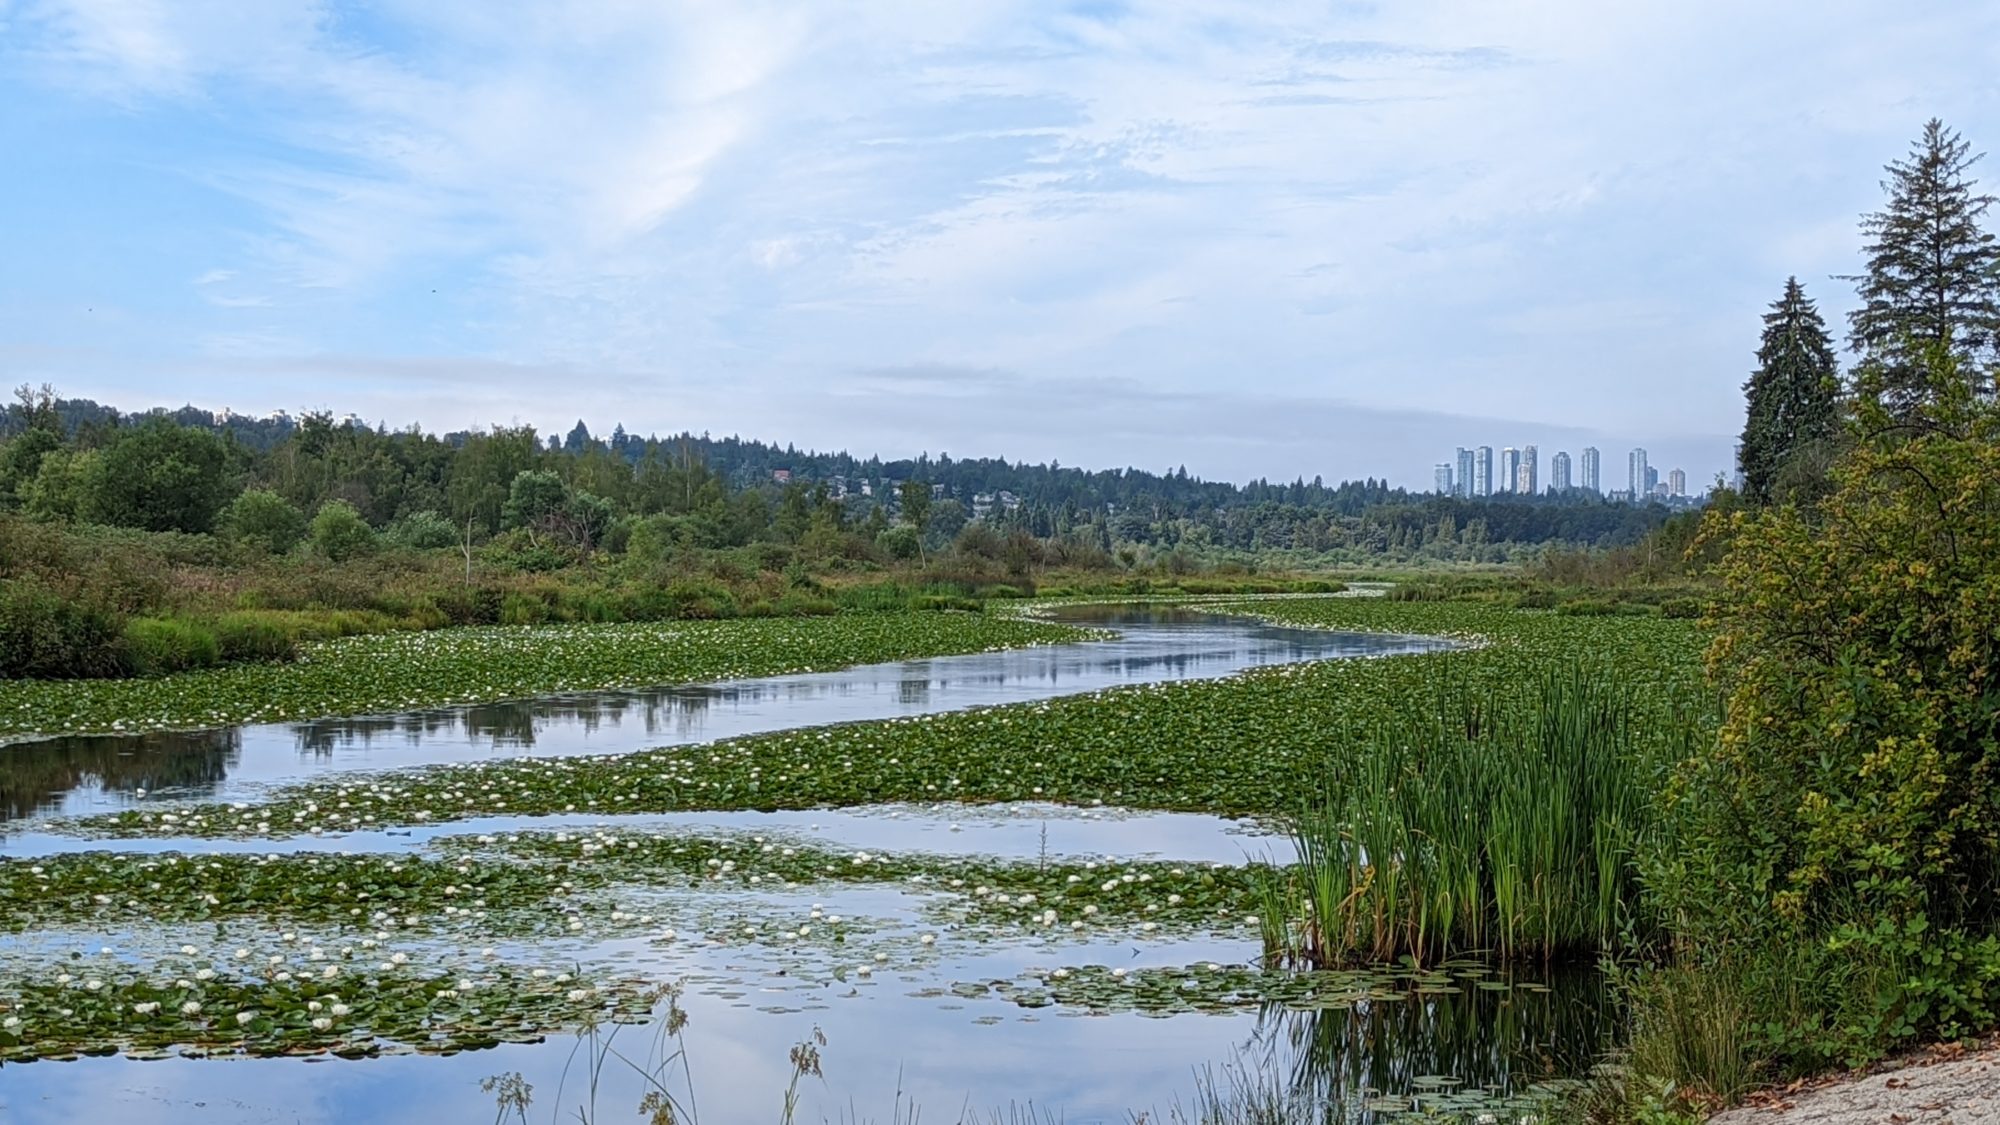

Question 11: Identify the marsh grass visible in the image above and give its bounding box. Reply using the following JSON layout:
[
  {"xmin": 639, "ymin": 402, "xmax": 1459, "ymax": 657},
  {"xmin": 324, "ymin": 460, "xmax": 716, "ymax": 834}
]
[{"xmin": 1260, "ymin": 670, "xmax": 1706, "ymax": 966}]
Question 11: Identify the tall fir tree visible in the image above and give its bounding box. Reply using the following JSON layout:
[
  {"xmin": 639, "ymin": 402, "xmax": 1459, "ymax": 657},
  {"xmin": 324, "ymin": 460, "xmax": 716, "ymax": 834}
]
[
  {"xmin": 1843, "ymin": 119, "xmax": 2000, "ymax": 413},
  {"xmin": 1739, "ymin": 277, "xmax": 1840, "ymax": 504}
]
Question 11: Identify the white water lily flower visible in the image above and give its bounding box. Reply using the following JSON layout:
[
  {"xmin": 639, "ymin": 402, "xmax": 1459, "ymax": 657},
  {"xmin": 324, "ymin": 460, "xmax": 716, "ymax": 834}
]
[
  {"xmin": 311, "ymin": 1017, "xmax": 333, "ymax": 1032},
  {"xmin": 2, "ymin": 1016, "xmax": 19, "ymax": 1030},
  {"xmin": 329, "ymin": 1003, "xmax": 351, "ymax": 1017},
  {"xmin": 179, "ymin": 945, "xmax": 199, "ymax": 956},
  {"xmin": 919, "ymin": 934, "xmax": 936, "ymax": 945},
  {"xmin": 181, "ymin": 1001, "xmax": 202, "ymax": 1016},
  {"xmin": 132, "ymin": 1002, "xmax": 160, "ymax": 1015},
  {"xmin": 1112, "ymin": 967, "xmax": 1127, "ymax": 977},
  {"xmin": 389, "ymin": 953, "xmax": 409, "ymax": 966},
  {"xmin": 235, "ymin": 1011, "xmax": 256, "ymax": 1026}
]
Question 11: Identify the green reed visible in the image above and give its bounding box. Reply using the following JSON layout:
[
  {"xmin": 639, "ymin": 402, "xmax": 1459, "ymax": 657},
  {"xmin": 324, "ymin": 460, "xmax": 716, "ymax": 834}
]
[{"xmin": 1260, "ymin": 669, "xmax": 1704, "ymax": 966}]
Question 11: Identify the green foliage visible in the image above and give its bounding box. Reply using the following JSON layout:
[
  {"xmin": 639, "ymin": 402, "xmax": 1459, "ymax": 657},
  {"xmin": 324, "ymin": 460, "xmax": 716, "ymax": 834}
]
[
  {"xmin": 876, "ymin": 524, "xmax": 921, "ymax": 560},
  {"xmin": 84, "ymin": 416, "xmax": 233, "ymax": 534},
  {"xmin": 121, "ymin": 617, "xmax": 222, "ymax": 676},
  {"xmin": 1739, "ymin": 277, "xmax": 1841, "ymax": 505},
  {"xmin": 221, "ymin": 489, "xmax": 307, "ymax": 555},
  {"xmin": 0, "ymin": 579, "xmax": 128, "ymax": 680},
  {"xmin": 309, "ymin": 500, "xmax": 377, "ymax": 561},
  {"xmin": 18, "ymin": 447, "xmax": 95, "ymax": 521},
  {"xmin": 1258, "ymin": 672, "xmax": 1693, "ymax": 966},
  {"xmin": 1843, "ymin": 119, "xmax": 2000, "ymax": 411},
  {"xmin": 387, "ymin": 509, "xmax": 458, "ymax": 550},
  {"xmin": 1657, "ymin": 347, "xmax": 2000, "ymax": 1074}
]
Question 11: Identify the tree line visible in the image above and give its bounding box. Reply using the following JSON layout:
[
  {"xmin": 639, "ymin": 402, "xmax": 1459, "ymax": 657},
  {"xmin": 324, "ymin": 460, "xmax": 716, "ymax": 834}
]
[{"xmin": 0, "ymin": 392, "xmax": 1675, "ymax": 563}]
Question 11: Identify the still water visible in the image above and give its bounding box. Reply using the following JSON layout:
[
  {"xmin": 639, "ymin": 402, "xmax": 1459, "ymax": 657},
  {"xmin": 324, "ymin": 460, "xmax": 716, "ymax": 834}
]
[
  {"xmin": 1, "ymin": 607, "xmax": 1450, "ymax": 825},
  {"xmin": 0, "ymin": 607, "xmax": 1613, "ymax": 1122}
]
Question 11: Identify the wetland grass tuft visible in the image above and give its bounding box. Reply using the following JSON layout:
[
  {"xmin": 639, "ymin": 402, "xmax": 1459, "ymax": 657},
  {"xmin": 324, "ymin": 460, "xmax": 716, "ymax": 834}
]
[{"xmin": 1261, "ymin": 670, "xmax": 1707, "ymax": 966}]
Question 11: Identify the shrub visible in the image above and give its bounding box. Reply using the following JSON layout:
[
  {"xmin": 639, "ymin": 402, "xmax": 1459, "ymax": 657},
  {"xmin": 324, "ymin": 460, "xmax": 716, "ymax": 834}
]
[
  {"xmin": 221, "ymin": 489, "xmax": 307, "ymax": 555},
  {"xmin": 212, "ymin": 611, "xmax": 300, "ymax": 664},
  {"xmin": 1655, "ymin": 353, "xmax": 2000, "ymax": 1077},
  {"xmin": 310, "ymin": 501, "xmax": 377, "ymax": 561},
  {"xmin": 389, "ymin": 510, "xmax": 459, "ymax": 550},
  {"xmin": 0, "ymin": 581, "xmax": 128, "ymax": 679},
  {"xmin": 1658, "ymin": 597, "xmax": 1703, "ymax": 619},
  {"xmin": 663, "ymin": 579, "xmax": 738, "ymax": 619},
  {"xmin": 122, "ymin": 617, "xmax": 222, "ymax": 676},
  {"xmin": 499, "ymin": 593, "xmax": 549, "ymax": 625}
]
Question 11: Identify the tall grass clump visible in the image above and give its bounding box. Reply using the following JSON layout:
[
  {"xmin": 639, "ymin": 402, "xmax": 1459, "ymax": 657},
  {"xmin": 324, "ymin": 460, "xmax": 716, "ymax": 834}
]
[{"xmin": 1260, "ymin": 670, "xmax": 1701, "ymax": 966}]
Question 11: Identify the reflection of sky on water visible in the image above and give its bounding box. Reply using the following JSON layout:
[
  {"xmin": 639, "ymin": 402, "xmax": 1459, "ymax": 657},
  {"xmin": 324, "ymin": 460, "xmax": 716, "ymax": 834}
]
[
  {"xmin": 0, "ymin": 940, "xmax": 1604, "ymax": 1125},
  {"xmin": 1, "ymin": 608, "xmax": 1449, "ymax": 825},
  {"xmin": 0, "ymin": 803, "xmax": 1294, "ymax": 863}
]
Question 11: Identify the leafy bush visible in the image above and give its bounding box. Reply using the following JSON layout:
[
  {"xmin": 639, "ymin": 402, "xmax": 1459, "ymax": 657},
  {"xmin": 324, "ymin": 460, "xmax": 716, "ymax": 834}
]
[
  {"xmin": 310, "ymin": 501, "xmax": 377, "ymax": 562},
  {"xmin": 1655, "ymin": 356, "xmax": 2000, "ymax": 1075},
  {"xmin": 499, "ymin": 593, "xmax": 549, "ymax": 625},
  {"xmin": 122, "ymin": 617, "xmax": 222, "ymax": 676},
  {"xmin": 662, "ymin": 579, "xmax": 738, "ymax": 619},
  {"xmin": 1658, "ymin": 597, "xmax": 1703, "ymax": 619},
  {"xmin": 221, "ymin": 489, "xmax": 307, "ymax": 555},
  {"xmin": 389, "ymin": 510, "xmax": 459, "ymax": 550},
  {"xmin": 212, "ymin": 611, "xmax": 301, "ymax": 664},
  {"xmin": 0, "ymin": 581, "xmax": 128, "ymax": 679}
]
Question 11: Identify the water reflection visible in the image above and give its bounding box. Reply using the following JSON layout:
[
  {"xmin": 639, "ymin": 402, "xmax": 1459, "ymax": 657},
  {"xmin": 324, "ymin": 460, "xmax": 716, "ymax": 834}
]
[
  {"xmin": 0, "ymin": 607, "xmax": 1449, "ymax": 825},
  {"xmin": 0, "ymin": 729, "xmax": 240, "ymax": 823},
  {"xmin": 1254, "ymin": 967, "xmax": 1614, "ymax": 1118}
]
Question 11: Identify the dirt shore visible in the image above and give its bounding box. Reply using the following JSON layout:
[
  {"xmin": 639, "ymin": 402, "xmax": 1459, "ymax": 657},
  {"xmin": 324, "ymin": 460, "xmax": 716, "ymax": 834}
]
[{"xmin": 1711, "ymin": 1041, "xmax": 2000, "ymax": 1124}]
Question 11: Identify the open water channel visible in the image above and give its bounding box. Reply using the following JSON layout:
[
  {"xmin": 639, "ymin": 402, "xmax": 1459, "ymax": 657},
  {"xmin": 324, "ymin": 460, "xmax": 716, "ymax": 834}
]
[{"xmin": 0, "ymin": 606, "xmax": 1607, "ymax": 1123}]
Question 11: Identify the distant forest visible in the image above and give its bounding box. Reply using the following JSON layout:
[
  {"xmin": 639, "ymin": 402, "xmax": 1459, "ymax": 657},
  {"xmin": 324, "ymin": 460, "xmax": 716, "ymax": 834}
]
[{"xmin": 0, "ymin": 391, "xmax": 1680, "ymax": 558}]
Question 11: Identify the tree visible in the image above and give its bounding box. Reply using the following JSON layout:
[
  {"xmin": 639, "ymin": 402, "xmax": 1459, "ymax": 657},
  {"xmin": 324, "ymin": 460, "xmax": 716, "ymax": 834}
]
[
  {"xmin": 0, "ymin": 384, "xmax": 63, "ymax": 508},
  {"xmin": 222, "ymin": 489, "xmax": 307, "ymax": 555},
  {"xmin": 502, "ymin": 470, "xmax": 570, "ymax": 535},
  {"xmin": 1739, "ymin": 277, "xmax": 1841, "ymax": 505},
  {"xmin": 898, "ymin": 479, "xmax": 932, "ymax": 561},
  {"xmin": 1676, "ymin": 345, "xmax": 2000, "ymax": 1070},
  {"xmin": 1843, "ymin": 120, "xmax": 2000, "ymax": 412},
  {"xmin": 310, "ymin": 500, "xmax": 377, "ymax": 561},
  {"xmin": 84, "ymin": 417, "xmax": 232, "ymax": 533}
]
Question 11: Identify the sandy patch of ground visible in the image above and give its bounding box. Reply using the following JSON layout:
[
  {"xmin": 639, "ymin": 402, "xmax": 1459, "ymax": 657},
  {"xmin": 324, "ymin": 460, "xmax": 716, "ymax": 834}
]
[{"xmin": 1712, "ymin": 1040, "xmax": 2000, "ymax": 1124}]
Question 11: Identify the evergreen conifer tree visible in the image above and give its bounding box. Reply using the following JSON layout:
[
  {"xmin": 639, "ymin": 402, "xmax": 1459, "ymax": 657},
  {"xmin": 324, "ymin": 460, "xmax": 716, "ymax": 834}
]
[
  {"xmin": 1740, "ymin": 278, "xmax": 1840, "ymax": 504},
  {"xmin": 1843, "ymin": 120, "xmax": 2000, "ymax": 412}
]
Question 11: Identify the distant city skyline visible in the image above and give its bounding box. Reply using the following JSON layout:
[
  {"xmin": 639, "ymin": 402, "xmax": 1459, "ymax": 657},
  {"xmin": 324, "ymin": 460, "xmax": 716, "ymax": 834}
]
[{"xmin": 1434, "ymin": 440, "xmax": 1692, "ymax": 501}]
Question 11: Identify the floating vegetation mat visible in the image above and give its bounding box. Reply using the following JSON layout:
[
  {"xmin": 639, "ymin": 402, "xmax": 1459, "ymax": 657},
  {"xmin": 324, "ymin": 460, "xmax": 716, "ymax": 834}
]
[
  {"xmin": 0, "ymin": 613, "xmax": 1091, "ymax": 739},
  {"xmin": 0, "ymin": 956, "xmax": 654, "ymax": 1063},
  {"xmin": 0, "ymin": 828, "xmax": 1264, "ymax": 941}
]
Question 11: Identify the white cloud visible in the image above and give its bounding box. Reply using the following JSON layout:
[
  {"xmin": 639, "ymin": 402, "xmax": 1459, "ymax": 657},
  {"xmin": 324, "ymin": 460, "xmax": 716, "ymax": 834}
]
[{"xmin": 8, "ymin": 0, "xmax": 1999, "ymax": 484}]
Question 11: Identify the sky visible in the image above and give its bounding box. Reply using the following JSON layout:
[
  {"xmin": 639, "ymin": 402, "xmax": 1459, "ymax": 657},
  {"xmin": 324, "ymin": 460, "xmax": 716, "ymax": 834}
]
[{"xmin": 1, "ymin": 1, "xmax": 1996, "ymax": 490}]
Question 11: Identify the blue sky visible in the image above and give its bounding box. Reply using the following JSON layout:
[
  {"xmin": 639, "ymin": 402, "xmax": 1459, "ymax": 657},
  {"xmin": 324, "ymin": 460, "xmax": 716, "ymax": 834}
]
[{"xmin": 1, "ymin": 1, "xmax": 1995, "ymax": 488}]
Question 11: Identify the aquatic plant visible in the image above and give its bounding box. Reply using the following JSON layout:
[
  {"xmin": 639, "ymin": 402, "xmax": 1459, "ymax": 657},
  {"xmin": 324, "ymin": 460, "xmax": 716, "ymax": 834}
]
[
  {"xmin": 0, "ymin": 612, "xmax": 1089, "ymax": 739},
  {"xmin": 1257, "ymin": 670, "xmax": 1709, "ymax": 966}
]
